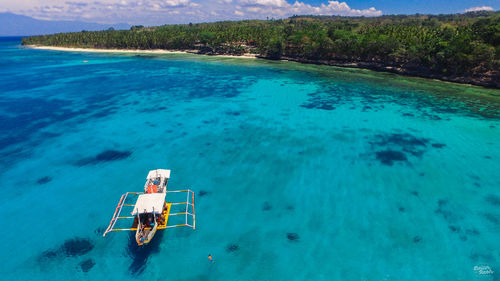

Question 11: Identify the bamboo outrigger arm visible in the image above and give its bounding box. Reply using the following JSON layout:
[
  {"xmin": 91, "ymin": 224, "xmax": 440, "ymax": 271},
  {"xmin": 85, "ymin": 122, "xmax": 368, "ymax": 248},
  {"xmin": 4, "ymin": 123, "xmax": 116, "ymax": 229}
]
[
  {"xmin": 103, "ymin": 189, "xmax": 196, "ymax": 237},
  {"xmin": 103, "ymin": 192, "xmax": 141, "ymax": 237}
]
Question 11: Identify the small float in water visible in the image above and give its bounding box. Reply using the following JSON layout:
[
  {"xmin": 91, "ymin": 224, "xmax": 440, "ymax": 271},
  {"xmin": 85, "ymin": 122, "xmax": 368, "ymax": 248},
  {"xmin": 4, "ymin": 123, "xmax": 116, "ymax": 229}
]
[{"xmin": 103, "ymin": 169, "xmax": 195, "ymax": 245}]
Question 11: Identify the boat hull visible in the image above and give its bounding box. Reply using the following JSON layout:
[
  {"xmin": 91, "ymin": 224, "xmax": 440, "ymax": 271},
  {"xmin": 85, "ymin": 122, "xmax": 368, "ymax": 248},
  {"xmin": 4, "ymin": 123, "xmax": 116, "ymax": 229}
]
[{"xmin": 136, "ymin": 223, "xmax": 158, "ymax": 246}]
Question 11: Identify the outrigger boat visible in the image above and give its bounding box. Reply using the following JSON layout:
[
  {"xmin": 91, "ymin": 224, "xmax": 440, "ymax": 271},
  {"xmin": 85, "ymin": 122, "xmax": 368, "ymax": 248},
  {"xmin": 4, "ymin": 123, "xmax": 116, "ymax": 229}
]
[{"xmin": 103, "ymin": 169, "xmax": 195, "ymax": 245}]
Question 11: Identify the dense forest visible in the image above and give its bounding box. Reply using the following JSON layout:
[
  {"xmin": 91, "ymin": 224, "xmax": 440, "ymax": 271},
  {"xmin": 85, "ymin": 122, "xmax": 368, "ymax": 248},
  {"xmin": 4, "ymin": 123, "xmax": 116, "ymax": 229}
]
[{"xmin": 23, "ymin": 11, "xmax": 500, "ymax": 88}]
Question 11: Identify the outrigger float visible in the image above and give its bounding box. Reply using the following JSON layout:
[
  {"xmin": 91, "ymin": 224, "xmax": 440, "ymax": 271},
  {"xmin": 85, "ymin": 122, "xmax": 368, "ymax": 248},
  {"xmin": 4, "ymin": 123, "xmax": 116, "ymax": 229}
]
[{"xmin": 103, "ymin": 169, "xmax": 195, "ymax": 245}]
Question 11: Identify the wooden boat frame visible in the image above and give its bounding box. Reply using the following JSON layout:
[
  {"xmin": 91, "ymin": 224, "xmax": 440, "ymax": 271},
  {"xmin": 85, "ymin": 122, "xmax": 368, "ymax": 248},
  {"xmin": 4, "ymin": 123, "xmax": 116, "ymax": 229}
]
[{"xmin": 103, "ymin": 189, "xmax": 196, "ymax": 238}]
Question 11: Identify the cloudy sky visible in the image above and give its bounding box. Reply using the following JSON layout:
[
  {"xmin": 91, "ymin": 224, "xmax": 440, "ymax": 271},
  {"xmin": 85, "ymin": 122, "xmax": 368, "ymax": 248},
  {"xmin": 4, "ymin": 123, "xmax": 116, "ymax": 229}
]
[{"xmin": 0, "ymin": 0, "xmax": 498, "ymax": 25}]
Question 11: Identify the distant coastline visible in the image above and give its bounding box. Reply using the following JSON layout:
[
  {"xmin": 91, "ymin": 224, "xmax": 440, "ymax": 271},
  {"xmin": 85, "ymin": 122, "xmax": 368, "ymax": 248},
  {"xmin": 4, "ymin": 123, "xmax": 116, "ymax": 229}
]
[
  {"xmin": 25, "ymin": 45, "xmax": 499, "ymax": 89},
  {"xmin": 21, "ymin": 13, "xmax": 500, "ymax": 89}
]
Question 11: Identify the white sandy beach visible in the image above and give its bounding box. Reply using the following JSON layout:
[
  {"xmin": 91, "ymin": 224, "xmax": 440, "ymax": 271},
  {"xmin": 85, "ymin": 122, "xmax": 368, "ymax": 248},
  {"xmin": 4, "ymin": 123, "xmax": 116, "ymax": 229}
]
[{"xmin": 26, "ymin": 45, "xmax": 258, "ymax": 59}]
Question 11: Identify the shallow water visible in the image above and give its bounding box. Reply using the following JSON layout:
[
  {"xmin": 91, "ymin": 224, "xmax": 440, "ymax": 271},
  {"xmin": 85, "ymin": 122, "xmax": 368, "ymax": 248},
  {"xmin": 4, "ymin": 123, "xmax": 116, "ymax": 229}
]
[{"xmin": 1, "ymin": 37, "xmax": 499, "ymax": 281}]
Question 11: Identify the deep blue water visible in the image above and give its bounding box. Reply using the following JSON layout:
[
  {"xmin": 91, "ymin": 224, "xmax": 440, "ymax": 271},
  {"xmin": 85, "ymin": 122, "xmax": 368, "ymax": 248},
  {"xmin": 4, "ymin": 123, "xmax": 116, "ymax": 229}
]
[{"xmin": 1, "ymin": 37, "xmax": 499, "ymax": 280}]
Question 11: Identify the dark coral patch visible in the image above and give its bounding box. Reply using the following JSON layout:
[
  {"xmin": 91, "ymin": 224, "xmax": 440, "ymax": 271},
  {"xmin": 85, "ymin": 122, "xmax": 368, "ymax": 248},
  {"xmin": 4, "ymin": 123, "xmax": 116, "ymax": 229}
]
[
  {"xmin": 485, "ymin": 194, "xmax": 500, "ymax": 206},
  {"xmin": 372, "ymin": 133, "xmax": 429, "ymax": 148},
  {"xmin": 76, "ymin": 150, "xmax": 132, "ymax": 166},
  {"xmin": 79, "ymin": 259, "xmax": 95, "ymax": 272},
  {"xmin": 437, "ymin": 199, "xmax": 448, "ymax": 207},
  {"xmin": 431, "ymin": 143, "xmax": 446, "ymax": 148},
  {"xmin": 287, "ymin": 233, "xmax": 300, "ymax": 241},
  {"xmin": 226, "ymin": 244, "xmax": 239, "ymax": 253},
  {"xmin": 286, "ymin": 205, "xmax": 295, "ymax": 210},
  {"xmin": 466, "ymin": 229, "xmax": 480, "ymax": 236},
  {"xmin": 40, "ymin": 250, "xmax": 58, "ymax": 260},
  {"xmin": 317, "ymin": 104, "xmax": 335, "ymax": 110},
  {"xmin": 199, "ymin": 190, "xmax": 209, "ymax": 197},
  {"xmin": 225, "ymin": 110, "xmax": 241, "ymax": 116},
  {"xmin": 38, "ymin": 237, "xmax": 94, "ymax": 263},
  {"xmin": 95, "ymin": 150, "xmax": 132, "ymax": 162},
  {"xmin": 61, "ymin": 238, "xmax": 94, "ymax": 257},
  {"xmin": 482, "ymin": 213, "xmax": 499, "ymax": 224},
  {"xmin": 413, "ymin": 236, "xmax": 422, "ymax": 243},
  {"xmin": 434, "ymin": 199, "xmax": 462, "ymax": 223},
  {"xmin": 375, "ymin": 150, "xmax": 407, "ymax": 165},
  {"xmin": 369, "ymin": 133, "xmax": 434, "ymax": 164},
  {"xmin": 262, "ymin": 202, "xmax": 272, "ymax": 211},
  {"xmin": 36, "ymin": 176, "xmax": 52, "ymax": 185},
  {"xmin": 470, "ymin": 252, "xmax": 494, "ymax": 262},
  {"xmin": 469, "ymin": 174, "xmax": 480, "ymax": 180},
  {"xmin": 398, "ymin": 207, "xmax": 405, "ymax": 212},
  {"xmin": 300, "ymin": 94, "xmax": 340, "ymax": 111},
  {"xmin": 410, "ymin": 191, "xmax": 419, "ymax": 197},
  {"xmin": 448, "ymin": 225, "xmax": 460, "ymax": 233}
]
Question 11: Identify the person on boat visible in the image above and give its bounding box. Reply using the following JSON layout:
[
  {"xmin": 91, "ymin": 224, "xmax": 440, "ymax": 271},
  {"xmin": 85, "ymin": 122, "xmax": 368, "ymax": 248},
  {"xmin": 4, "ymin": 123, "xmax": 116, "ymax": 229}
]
[{"xmin": 148, "ymin": 216, "xmax": 153, "ymax": 226}]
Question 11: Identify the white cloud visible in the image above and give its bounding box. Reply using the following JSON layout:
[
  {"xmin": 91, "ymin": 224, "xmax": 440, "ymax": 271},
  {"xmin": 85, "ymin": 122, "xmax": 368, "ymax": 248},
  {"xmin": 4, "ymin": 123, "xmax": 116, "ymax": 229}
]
[
  {"xmin": 235, "ymin": 0, "xmax": 381, "ymax": 18},
  {"xmin": 239, "ymin": 0, "xmax": 288, "ymax": 7},
  {"xmin": 1, "ymin": 0, "xmax": 382, "ymax": 25},
  {"xmin": 465, "ymin": 6, "xmax": 493, "ymax": 12},
  {"xmin": 163, "ymin": 0, "xmax": 190, "ymax": 7}
]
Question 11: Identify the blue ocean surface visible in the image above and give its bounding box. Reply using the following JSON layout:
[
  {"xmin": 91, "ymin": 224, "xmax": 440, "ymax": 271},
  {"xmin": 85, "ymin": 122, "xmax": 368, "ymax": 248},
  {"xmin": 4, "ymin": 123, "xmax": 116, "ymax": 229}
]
[{"xmin": 0, "ymin": 37, "xmax": 499, "ymax": 280}]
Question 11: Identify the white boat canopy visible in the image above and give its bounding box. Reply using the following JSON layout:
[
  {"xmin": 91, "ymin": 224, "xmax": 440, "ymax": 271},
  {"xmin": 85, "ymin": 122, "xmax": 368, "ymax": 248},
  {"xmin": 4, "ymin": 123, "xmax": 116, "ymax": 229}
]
[
  {"xmin": 147, "ymin": 169, "xmax": 170, "ymax": 180},
  {"xmin": 132, "ymin": 193, "xmax": 165, "ymax": 215}
]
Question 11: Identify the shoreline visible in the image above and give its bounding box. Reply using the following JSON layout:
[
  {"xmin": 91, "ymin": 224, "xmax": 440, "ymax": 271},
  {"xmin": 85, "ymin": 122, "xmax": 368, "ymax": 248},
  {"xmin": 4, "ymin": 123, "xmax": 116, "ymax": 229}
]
[
  {"xmin": 25, "ymin": 45, "xmax": 499, "ymax": 89},
  {"xmin": 280, "ymin": 57, "xmax": 500, "ymax": 90},
  {"xmin": 25, "ymin": 45, "xmax": 258, "ymax": 59}
]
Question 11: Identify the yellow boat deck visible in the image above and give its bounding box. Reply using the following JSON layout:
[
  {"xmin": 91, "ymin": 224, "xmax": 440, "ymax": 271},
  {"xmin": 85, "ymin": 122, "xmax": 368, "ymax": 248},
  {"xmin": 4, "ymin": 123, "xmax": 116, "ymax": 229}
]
[{"xmin": 130, "ymin": 203, "xmax": 172, "ymax": 231}]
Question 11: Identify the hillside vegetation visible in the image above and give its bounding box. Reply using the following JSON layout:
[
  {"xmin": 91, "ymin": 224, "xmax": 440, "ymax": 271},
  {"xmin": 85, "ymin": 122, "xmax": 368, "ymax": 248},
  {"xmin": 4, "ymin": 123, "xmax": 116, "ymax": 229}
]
[{"xmin": 23, "ymin": 11, "xmax": 500, "ymax": 88}]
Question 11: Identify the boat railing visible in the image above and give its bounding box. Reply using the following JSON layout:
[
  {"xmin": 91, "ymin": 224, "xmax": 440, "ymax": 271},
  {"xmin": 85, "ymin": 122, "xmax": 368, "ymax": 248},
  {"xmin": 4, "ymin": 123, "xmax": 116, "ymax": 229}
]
[
  {"xmin": 103, "ymin": 192, "xmax": 142, "ymax": 237},
  {"xmin": 164, "ymin": 189, "xmax": 196, "ymax": 230}
]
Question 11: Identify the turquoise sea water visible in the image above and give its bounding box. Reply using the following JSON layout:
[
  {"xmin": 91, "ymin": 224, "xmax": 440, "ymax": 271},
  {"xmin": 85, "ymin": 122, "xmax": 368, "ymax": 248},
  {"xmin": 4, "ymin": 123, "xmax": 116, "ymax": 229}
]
[{"xmin": 1, "ymin": 37, "xmax": 499, "ymax": 280}]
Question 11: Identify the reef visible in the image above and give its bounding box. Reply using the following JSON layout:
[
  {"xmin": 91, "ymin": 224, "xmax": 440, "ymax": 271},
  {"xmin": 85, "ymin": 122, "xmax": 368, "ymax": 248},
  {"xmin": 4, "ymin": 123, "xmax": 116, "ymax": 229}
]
[
  {"xmin": 226, "ymin": 244, "xmax": 240, "ymax": 253},
  {"xmin": 79, "ymin": 259, "xmax": 95, "ymax": 272},
  {"xmin": 485, "ymin": 194, "xmax": 500, "ymax": 206},
  {"xmin": 368, "ymin": 132, "xmax": 440, "ymax": 166},
  {"xmin": 198, "ymin": 190, "xmax": 210, "ymax": 197},
  {"xmin": 431, "ymin": 143, "xmax": 446, "ymax": 148},
  {"xmin": 38, "ymin": 237, "xmax": 95, "ymax": 263},
  {"xmin": 61, "ymin": 238, "xmax": 95, "ymax": 257},
  {"xmin": 36, "ymin": 176, "xmax": 52, "ymax": 185},
  {"xmin": 76, "ymin": 150, "xmax": 132, "ymax": 166},
  {"xmin": 262, "ymin": 202, "xmax": 272, "ymax": 211},
  {"xmin": 287, "ymin": 233, "xmax": 300, "ymax": 241},
  {"xmin": 375, "ymin": 150, "xmax": 407, "ymax": 166}
]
